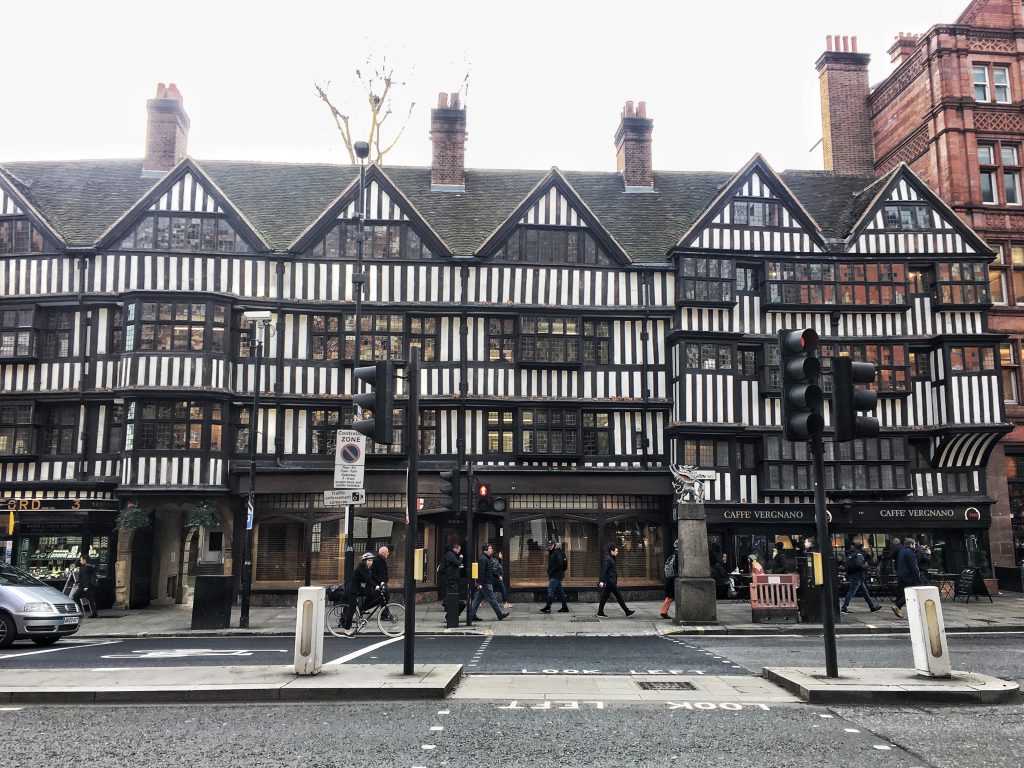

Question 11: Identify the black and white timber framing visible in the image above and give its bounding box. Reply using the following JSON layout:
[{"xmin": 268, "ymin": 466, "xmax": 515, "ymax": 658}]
[{"xmin": 0, "ymin": 151, "xmax": 1009, "ymax": 586}]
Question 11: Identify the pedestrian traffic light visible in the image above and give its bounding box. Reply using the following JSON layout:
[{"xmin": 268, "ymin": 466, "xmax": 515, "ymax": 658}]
[
  {"xmin": 352, "ymin": 360, "xmax": 396, "ymax": 444},
  {"xmin": 831, "ymin": 356, "xmax": 880, "ymax": 442},
  {"xmin": 439, "ymin": 467, "xmax": 458, "ymax": 512},
  {"xmin": 476, "ymin": 482, "xmax": 492, "ymax": 514},
  {"xmin": 778, "ymin": 328, "xmax": 824, "ymax": 441}
]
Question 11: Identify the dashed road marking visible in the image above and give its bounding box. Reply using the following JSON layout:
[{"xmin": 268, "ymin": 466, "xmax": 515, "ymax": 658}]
[
  {"xmin": 437, "ymin": 710, "xmax": 450, "ymax": 715},
  {"xmin": 422, "ymin": 744, "xmax": 436, "ymax": 750},
  {"xmin": 873, "ymin": 745, "xmax": 892, "ymax": 751},
  {"xmin": 0, "ymin": 707, "xmax": 24, "ymax": 711},
  {"xmin": 845, "ymin": 728, "xmax": 860, "ymax": 733},
  {"xmin": 430, "ymin": 726, "xmax": 444, "ymax": 731}
]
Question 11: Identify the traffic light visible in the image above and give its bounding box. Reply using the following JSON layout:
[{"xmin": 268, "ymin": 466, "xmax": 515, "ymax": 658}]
[
  {"xmin": 831, "ymin": 356, "xmax": 880, "ymax": 442},
  {"xmin": 778, "ymin": 328, "xmax": 824, "ymax": 441},
  {"xmin": 352, "ymin": 360, "xmax": 396, "ymax": 444},
  {"xmin": 476, "ymin": 482, "xmax": 492, "ymax": 514},
  {"xmin": 439, "ymin": 467, "xmax": 459, "ymax": 512}
]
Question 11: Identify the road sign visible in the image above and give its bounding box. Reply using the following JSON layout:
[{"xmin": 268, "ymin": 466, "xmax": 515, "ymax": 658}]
[
  {"xmin": 333, "ymin": 430, "xmax": 366, "ymax": 489},
  {"xmin": 324, "ymin": 489, "xmax": 366, "ymax": 506},
  {"xmin": 245, "ymin": 500, "xmax": 254, "ymax": 531}
]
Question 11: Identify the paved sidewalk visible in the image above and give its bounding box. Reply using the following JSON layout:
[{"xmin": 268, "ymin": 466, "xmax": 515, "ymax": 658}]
[{"xmin": 70, "ymin": 593, "xmax": 1024, "ymax": 638}]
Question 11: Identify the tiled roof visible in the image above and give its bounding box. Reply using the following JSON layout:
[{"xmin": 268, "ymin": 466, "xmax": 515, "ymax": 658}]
[{"xmin": 0, "ymin": 158, "xmax": 880, "ymax": 261}]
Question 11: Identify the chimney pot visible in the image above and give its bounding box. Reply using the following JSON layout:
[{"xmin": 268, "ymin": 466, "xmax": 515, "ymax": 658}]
[
  {"xmin": 437, "ymin": 92, "xmax": 448, "ymax": 108},
  {"xmin": 142, "ymin": 82, "xmax": 190, "ymax": 177},
  {"xmin": 826, "ymin": 35, "xmax": 833, "ymax": 52}
]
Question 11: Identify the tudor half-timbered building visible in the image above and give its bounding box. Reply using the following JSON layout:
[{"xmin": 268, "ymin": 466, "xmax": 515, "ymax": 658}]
[{"xmin": 0, "ymin": 89, "xmax": 1007, "ymax": 608}]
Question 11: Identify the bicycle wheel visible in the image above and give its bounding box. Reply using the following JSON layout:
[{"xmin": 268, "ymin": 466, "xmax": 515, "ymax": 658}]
[
  {"xmin": 324, "ymin": 602, "xmax": 347, "ymax": 638},
  {"xmin": 376, "ymin": 602, "xmax": 406, "ymax": 637}
]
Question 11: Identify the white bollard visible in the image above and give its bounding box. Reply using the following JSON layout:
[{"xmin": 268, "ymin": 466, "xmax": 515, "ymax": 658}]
[
  {"xmin": 905, "ymin": 585, "xmax": 951, "ymax": 678},
  {"xmin": 294, "ymin": 586, "xmax": 326, "ymax": 675}
]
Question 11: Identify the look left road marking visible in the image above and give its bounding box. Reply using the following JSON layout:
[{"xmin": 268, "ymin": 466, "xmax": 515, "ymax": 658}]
[
  {"xmin": 325, "ymin": 635, "xmax": 403, "ymax": 665},
  {"xmin": 0, "ymin": 640, "xmax": 121, "ymax": 661}
]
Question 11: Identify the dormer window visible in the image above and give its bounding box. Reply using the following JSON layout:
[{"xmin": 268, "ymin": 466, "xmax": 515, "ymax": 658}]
[
  {"xmin": 0, "ymin": 217, "xmax": 47, "ymax": 254},
  {"xmin": 882, "ymin": 204, "xmax": 933, "ymax": 231},
  {"xmin": 731, "ymin": 199, "xmax": 780, "ymax": 227}
]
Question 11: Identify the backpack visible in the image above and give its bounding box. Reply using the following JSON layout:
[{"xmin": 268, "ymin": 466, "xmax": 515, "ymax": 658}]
[
  {"xmin": 848, "ymin": 550, "xmax": 866, "ymax": 573},
  {"xmin": 664, "ymin": 552, "xmax": 678, "ymax": 579}
]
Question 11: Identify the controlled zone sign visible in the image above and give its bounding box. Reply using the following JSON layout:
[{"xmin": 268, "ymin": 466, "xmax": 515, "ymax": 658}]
[{"xmin": 333, "ymin": 430, "xmax": 366, "ymax": 489}]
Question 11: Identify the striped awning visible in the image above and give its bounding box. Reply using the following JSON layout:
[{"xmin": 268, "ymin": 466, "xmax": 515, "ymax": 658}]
[{"xmin": 933, "ymin": 432, "xmax": 1003, "ymax": 469}]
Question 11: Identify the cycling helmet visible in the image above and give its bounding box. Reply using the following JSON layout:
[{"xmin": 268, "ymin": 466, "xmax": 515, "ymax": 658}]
[{"xmin": 361, "ymin": 552, "xmax": 375, "ymax": 561}]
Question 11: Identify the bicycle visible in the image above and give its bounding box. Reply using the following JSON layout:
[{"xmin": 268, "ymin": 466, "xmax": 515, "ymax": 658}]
[{"xmin": 324, "ymin": 585, "xmax": 405, "ymax": 638}]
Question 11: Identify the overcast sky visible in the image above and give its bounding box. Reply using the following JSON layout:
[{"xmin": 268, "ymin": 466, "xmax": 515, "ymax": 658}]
[{"xmin": 2, "ymin": 0, "xmax": 973, "ymax": 173}]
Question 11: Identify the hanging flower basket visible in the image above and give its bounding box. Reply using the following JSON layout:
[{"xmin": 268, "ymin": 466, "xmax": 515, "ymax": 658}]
[
  {"xmin": 116, "ymin": 501, "xmax": 151, "ymax": 530},
  {"xmin": 185, "ymin": 499, "xmax": 219, "ymax": 529}
]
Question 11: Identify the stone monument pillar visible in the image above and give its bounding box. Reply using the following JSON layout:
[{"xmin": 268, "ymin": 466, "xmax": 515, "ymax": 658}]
[{"xmin": 671, "ymin": 465, "xmax": 718, "ymax": 624}]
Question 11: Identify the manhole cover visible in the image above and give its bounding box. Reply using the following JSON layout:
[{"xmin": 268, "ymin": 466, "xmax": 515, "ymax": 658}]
[
  {"xmin": 570, "ymin": 618, "xmax": 600, "ymax": 623},
  {"xmin": 636, "ymin": 681, "xmax": 696, "ymax": 691}
]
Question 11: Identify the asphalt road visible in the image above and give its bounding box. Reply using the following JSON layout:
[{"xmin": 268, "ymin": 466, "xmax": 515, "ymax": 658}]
[{"xmin": 2, "ymin": 698, "xmax": 1021, "ymax": 768}]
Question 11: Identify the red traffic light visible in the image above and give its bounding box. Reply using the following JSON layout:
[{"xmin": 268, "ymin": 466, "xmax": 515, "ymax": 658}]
[{"xmin": 477, "ymin": 483, "xmax": 489, "ymax": 497}]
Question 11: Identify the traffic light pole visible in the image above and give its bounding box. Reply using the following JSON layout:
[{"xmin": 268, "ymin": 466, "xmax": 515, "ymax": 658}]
[
  {"xmin": 465, "ymin": 462, "xmax": 474, "ymax": 627},
  {"xmin": 811, "ymin": 430, "xmax": 839, "ymax": 679},
  {"xmin": 403, "ymin": 347, "xmax": 419, "ymax": 675}
]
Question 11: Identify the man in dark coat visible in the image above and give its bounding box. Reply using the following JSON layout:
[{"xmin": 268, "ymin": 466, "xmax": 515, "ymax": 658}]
[
  {"xmin": 341, "ymin": 552, "xmax": 375, "ymax": 636},
  {"xmin": 597, "ymin": 545, "xmax": 634, "ymax": 617},
  {"xmin": 73, "ymin": 555, "xmax": 100, "ymax": 618},
  {"xmin": 769, "ymin": 542, "xmax": 789, "ymax": 574},
  {"xmin": 540, "ymin": 539, "xmax": 569, "ymax": 613},
  {"xmin": 468, "ymin": 543, "xmax": 509, "ymax": 622},
  {"xmin": 893, "ymin": 537, "xmax": 925, "ymax": 618},
  {"xmin": 368, "ymin": 546, "xmax": 390, "ymax": 616},
  {"xmin": 841, "ymin": 539, "xmax": 881, "ymax": 614}
]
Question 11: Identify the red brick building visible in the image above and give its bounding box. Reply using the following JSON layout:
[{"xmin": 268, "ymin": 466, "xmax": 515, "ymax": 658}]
[{"xmin": 817, "ymin": 0, "xmax": 1024, "ymax": 578}]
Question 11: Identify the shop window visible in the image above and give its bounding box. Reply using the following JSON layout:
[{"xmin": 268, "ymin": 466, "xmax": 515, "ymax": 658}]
[
  {"xmin": 493, "ymin": 225, "xmax": 612, "ymax": 265},
  {"xmin": 0, "ymin": 216, "xmax": 47, "ymax": 254},
  {"xmin": 43, "ymin": 406, "xmax": 78, "ymax": 455},
  {"xmin": 933, "ymin": 262, "xmax": 991, "ymax": 306},
  {"xmin": 602, "ymin": 517, "xmax": 664, "ymax": 584},
  {"xmin": 343, "ymin": 312, "xmax": 404, "ymax": 361},
  {"xmin": 486, "ymin": 410, "xmax": 515, "ymax": 454},
  {"xmin": 0, "ymin": 404, "xmax": 34, "ymax": 455},
  {"xmin": 681, "ymin": 341, "xmax": 733, "ymax": 371},
  {"xmin": 309, "ymin": 221, "xmax": 436, "ymax": 260},
  {"xmin": 820, "ymin": 343, "xmax": 909, "ymax": 393},
  {"xmin": 119, "ymin": 214, "xmax": 251, "ymax": 253},
  {"xmin": 521, "ymin": 408, "xmax": 579, "ymax": 456},
  {"xmin": 487, "ymin": 318, "xmax": 516, "ymax": 362},
  {"xmin": 948, "ymin": 345, "xmax": 996, "ymax": 373},
  {"xmin": 125, "ymin": 301, "xmax": 228, "ymax": 353},
  {"xmin": 126, "ymin": 400, "xmax": 223, "ymax": 451},
  {"xmin": 766, "ymin": 261, "xmax": 836, "ymax": 305},
  {"xmin": 678, "ymin": 257, "xmax": 734, "ymax": 304},
  {"xmin": 731, "ymin": 199, "xmax": 780, "ymax": 227},
  {"xmin": 0, "ymin": 308, "xmax": 34, "ymax": 357},
  {"xmin": 509, "ymin": 516, "xmax": 601, "ymax": 586},
  {"xmin": 310, "ymin": 314, "xmax": 340, "ymax": 360},
  {"xmin": 882, "ymin": 203, "xmax": 933, "ymax": 231},
  {"xmin": 582, "ymin": 412, "xmax": 612, "ymax": 456},
  {"xmin": 15, "ymin": 535, "xmax": 84, "ymax": 581}
]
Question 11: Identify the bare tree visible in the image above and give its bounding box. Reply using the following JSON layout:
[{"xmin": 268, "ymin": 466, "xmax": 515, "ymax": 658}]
[{"xmin": 315, "ymin": 55, "xmax": 417, "ymax": 165}]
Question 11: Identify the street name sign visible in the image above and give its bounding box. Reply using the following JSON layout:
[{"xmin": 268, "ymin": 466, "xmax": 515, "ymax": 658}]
[{"xmin": 333, "ymin": 430, "xmax": 366, "ymax": 489}]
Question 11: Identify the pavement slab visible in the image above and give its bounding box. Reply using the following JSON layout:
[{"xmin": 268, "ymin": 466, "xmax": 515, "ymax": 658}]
[{"xmin": 763, "ymin": 666, "xmax": 1021, "ymax": 704}]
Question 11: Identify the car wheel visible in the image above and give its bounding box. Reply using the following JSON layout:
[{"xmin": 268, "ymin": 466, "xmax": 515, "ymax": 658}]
[
  {"xmin": 30, "ymin": 636, "xmax": 60, "ymax": 647},
  {"xmin": 0, "ymin": 613, "xmax": 15, "ymax": 649}
]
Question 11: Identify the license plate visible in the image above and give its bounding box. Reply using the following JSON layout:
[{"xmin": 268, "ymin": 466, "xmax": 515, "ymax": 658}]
[{"xmin": 62, "ymin": 616, "xmax": 80, "ymax": 625}]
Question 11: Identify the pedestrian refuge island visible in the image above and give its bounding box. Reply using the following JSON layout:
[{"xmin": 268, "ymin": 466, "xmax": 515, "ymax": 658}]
[
  {"xmin": 750, "ymin": 573, "xmax": 800, "ymax": 623},
  {"xmin": 294, "ymin": 586, "xmax": 326, "ymax": 675}
]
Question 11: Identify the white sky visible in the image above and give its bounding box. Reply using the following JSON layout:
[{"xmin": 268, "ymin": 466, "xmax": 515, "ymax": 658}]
[{"xmin": 1, "ymin": 0, "xmax": 973, "ymax": 173}]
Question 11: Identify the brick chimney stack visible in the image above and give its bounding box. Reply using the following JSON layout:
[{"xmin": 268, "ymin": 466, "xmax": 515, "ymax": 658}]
[
  {"xmin": 430, "ymin": 91, "xmax": 467, "ymax": 192},
  {"xmin": 887, "ymin": 33, "xmax": 920, "ymax": 66},
  {"xmin": 142, "ymin": 83, "xmax": 190, "ymax": 178},
  {"xmin": 614, "ymin": 100, "xmax": 654, "ymax": 191},
  {"xmin": 815, "ymin": 35, "xmax": 875, "ymax": 176}
]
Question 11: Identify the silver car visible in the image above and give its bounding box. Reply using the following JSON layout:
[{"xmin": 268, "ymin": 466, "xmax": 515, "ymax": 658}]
[{"xmin": 0, "ymin": 562, "xmax": 83, "ymax": 648}]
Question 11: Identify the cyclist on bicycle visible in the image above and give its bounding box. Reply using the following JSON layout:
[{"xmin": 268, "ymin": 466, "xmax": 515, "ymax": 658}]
[{"xmin": 341, "ymin": 552, "xmax": 375, "ymax": 637}]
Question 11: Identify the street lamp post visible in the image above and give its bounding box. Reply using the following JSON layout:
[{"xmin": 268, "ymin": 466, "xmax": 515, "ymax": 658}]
[
  {"xmin": 344, "ymin": 140, "xmax": 371, "ymax": 580},
  {"xmin": 239, "ymin": 310, "xmax": 272, "ymax": 629}
]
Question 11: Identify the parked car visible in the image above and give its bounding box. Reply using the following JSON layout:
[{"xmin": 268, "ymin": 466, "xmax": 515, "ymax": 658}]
[{"xmin": 0, "ymin": 562, "xmax": 83, "ymax": 648}]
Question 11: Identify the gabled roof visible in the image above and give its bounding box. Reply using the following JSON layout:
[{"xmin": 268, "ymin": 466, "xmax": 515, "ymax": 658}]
[
  {"xmin": 0, "ymin": 167, "xmax": 67, "ymax": 248},
  {"xmin": 0, "ymin": 158, "xmax": 928, "ymax": 262}
]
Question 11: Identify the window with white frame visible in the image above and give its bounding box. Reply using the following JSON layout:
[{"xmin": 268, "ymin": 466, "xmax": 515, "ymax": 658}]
[
  {"xmin": 1002, "ymin": 343, "xmax": 1020, "ymax": 404},
  {"xmin": 979, "ymin": 143, "xmax": 1021, "ymax": 205},
  {"xmin": 973, "ymin": 64, "xmax": 1011, "ymax": 104}
]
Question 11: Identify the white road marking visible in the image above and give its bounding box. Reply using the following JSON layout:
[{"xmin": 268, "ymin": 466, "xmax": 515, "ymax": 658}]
[
  {"xmin": 91, "ymin": 667, "xmax": 131, "ymax": 671},
  {"xmin": 102, "ymin": 649, "xmax": 287, "ymax": 659},
  {"xmin": 0, "ymin": 706, "xmax": 24, "ymax": 711},
  {"xmin": 845, "ymin": 728, "xmax": 860, "ymax": 733},
  {"xmin": 430, "ymin": 726, "xmax": 443, "ymax": 731},
  {"xmin": 873, "ymin": 745, "xmax": 892, "ymax": 751},
  {"xmin": 438, "ymin": 710, "xmax": 450, "ymax": 715},
  {"xmin": 818, "ymin": 714, "xmax": 834, "ymax": 718},
  {"xmin": 325, "ymin": 635, "xmax": 403, "ymax": 665},
  {"xmin": 422, "ymin": 745, "xmax": 436, "ymax": 750},
  {"xmin": 0, "ymin": 639, "xmax": 121, "ymax": 661}
]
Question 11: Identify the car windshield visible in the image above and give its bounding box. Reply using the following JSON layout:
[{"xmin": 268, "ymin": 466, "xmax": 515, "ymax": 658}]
[{"xmin": 0, "ymin": 563, "xmax": 47, "ymax": 587}]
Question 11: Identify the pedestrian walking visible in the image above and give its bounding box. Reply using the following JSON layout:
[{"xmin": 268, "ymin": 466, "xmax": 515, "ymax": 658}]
[
  {"xmin": 915, "ymin": 542, "xmax": 932, "ymax": 583},
  {"xmin": 439, "ymin": 543, "xmax": 465, "ymax": 626},
  {"xmin": 660, "ymin": 540, "xmax": 679, "ymax": 618},
  {"xmin": 597, "ymin": 544, "xmax": 634, "ymax": 617},
  {"xmin": 493, "ymin": 550, "xmax": 513, "ymax": 608},
  {"xmin": 841, "ymin": 539, "xmax": 882, "ymax": 614},
  {"xmin": 539, "ymin": 538, "xmax": 570, "ymax": 613},
  {"xmin": 468, "ymin": 543, "xmax": 509, "ymax": 622},
  {"xmin": 70, "ymin": 554, "xmax": 99, "ymax": 618},
  {"xmin": 892, "ymin": 537, "xmax": 926, "ymax": 618}
]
